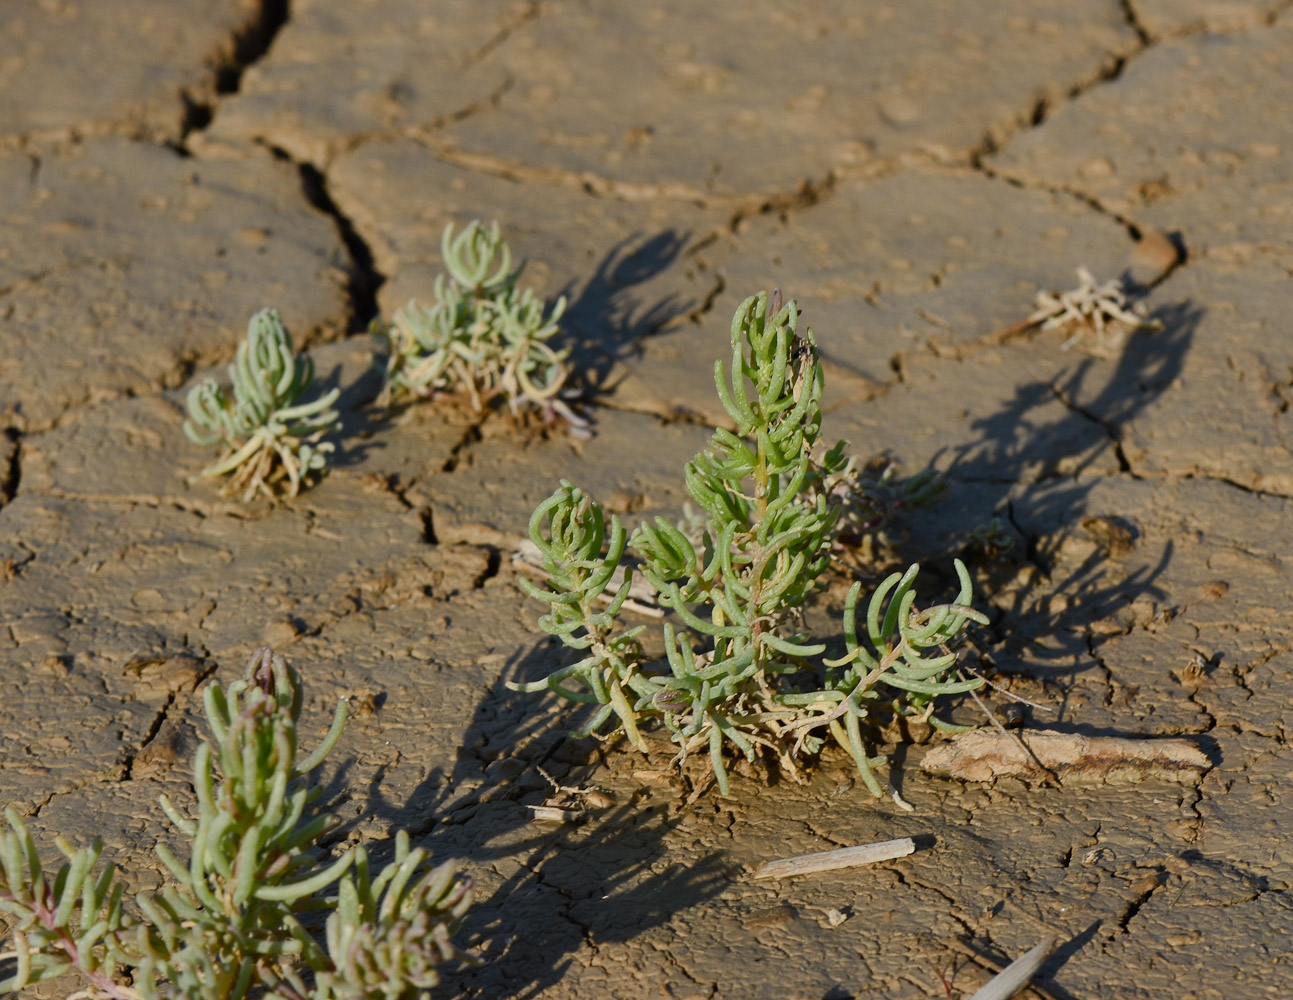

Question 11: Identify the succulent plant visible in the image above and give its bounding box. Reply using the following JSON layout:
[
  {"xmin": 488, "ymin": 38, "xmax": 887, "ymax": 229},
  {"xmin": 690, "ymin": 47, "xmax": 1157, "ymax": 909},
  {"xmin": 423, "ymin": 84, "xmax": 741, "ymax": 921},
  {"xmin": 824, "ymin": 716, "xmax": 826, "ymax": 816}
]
[
  {"xmin": 0, "ymin": 649, "xmax": 473, "ymax": 999},
  {"xmin": 184, "ymin": 309, "xmax": 340, "ymax": 501},
  {"xmin": 379, "ymin": 221, "xmax": 585, "ymax": 429},
  {"xmin": 514, "ymin": 291, "xmax": 987, "ymax": 796}
]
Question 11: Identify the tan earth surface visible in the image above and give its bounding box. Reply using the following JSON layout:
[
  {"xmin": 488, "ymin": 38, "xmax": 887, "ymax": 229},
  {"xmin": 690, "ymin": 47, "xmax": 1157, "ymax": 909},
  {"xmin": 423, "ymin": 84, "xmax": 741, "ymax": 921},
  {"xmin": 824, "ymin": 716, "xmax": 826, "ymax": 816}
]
[{"xmin": 3, "ymin": 2, "xmax": 1292, "ymax": 997}]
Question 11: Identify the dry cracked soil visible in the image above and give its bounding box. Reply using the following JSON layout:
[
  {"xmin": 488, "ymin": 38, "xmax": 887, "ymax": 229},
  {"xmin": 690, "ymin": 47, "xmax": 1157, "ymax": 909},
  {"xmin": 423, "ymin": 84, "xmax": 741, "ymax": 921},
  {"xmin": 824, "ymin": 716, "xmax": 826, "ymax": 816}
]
[{"xmin": 2, "ymin": 1, "xmax": 1292, "ymax": 998}]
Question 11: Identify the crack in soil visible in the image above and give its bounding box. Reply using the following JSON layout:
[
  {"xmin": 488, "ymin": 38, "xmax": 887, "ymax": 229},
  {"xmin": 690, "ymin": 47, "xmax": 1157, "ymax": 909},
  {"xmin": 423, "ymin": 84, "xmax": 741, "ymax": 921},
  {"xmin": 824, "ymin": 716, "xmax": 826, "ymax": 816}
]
[
  {"xmin": 166, "ymin": 0, "xmax": 387, "ymax": 341},
  {"xmin": 1004, "ymin": 499, "xmax": 1049, "ymax": 577},
  {"xmin": 40, "ymin": 488, "xmax": 258, "ymax": 521},
  {"xmin": 1084, "ymin": 634, "xmax": 1117, "ymax": 708},
  {"xmin": 179, "ymin": 0, "xmax": 292, "ymax": 142},
  {"xmin": 802, "ymin": 822, "xmax": 851, "ymax": 849},
  {"xmin": 324, "ymin": 74, "xmax": 519, "ymax": 167},
  {"xmin": 1119, "ymin": 0, "xmax": 1154, "ymax": 45},
  {"xmin": 441, "ymin": 418, "xmax": 486, "ymax": 474},
  {"xmin": 968, "ymin": 32, "xmax": 1142, "ymax": 165},
  {"xmin": 651, "ymin": 269, "xmax": 727, "ymax": 336},
  {"xmin": 468, "ymin": 0, "xmax": 542, "ymax": 65},
  {"xmin": 1045, "ymin": 380, "xmax": 1135, "ymax": 475},
  {"xmin": 215, "ymin": 0, "xmax": 291, "ymax": 96},
  {"xmin": 1182, "ymin": 471, "xmax": 1293, "ymax": 502},
  {"xmin": 1, "ymin": 428, "xmax": 20, "ymax": 504},
  {"xmin": 471, "ymin": 547, "xmax": 503, "ymax": 590},
  {"xmin": 0, "ymin": 767, "xmax": 129, "ymax": 821},
  {"xmin": 290, "ymin": 155, "xmax": 385, "ymax": 335},
  {"xmin": 1113, "ymin": 867, "xmax": 1166, "ymax": 934},
  {"xmin": 1183, "ymin": 690, "xmax": 1219, "ymax": 737},
  {"xmin": 420, "ymin": 134, "xmax": 840, "ymax": 214},
  {"xmin": 121, "ymin": 655, "xmax": 218, "ymax": 782}
]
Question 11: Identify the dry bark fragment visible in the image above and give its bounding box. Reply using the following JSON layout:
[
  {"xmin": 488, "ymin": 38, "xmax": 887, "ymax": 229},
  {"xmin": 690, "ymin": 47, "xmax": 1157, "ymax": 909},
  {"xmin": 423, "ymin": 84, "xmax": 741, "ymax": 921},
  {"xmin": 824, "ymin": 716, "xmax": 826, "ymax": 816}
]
[{"xmin": 921, "ymin": 729, "xmax": 1209, "ymax": 784}]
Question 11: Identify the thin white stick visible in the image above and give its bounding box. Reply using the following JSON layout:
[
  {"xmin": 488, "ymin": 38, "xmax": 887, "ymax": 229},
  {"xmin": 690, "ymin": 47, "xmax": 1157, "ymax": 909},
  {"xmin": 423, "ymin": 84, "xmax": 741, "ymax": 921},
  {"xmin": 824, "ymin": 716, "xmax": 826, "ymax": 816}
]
[
  {"xmin": 527, "ymin": 804, "xmax": 583, "ymax": 823},
  {"xmin": 752, "ymin": 837, "xmax": 915, "ymax": 880},
  {"xmin": 967, "ymin": 934, "xmax": 1060, "ymax": 1000}
]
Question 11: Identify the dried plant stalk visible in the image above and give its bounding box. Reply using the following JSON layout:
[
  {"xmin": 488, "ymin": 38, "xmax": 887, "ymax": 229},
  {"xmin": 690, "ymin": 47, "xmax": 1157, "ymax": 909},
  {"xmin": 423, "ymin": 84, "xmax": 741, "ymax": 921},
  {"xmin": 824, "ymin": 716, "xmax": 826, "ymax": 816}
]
[
  {"xmin": 966, "ymin": 934, "xmax": 1060, "ymax": 1000},
  {"xmin": 751, "ymin": 838, "xmax": 916, "ymax": 880}
]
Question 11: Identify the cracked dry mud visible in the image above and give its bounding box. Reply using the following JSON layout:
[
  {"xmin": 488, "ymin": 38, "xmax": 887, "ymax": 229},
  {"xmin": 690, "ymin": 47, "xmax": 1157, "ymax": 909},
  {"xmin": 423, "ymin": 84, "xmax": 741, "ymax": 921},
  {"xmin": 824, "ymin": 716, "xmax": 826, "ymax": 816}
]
[{"xmin": 1, "ymin": 1, "xmax": 1290, "ymax": 997}]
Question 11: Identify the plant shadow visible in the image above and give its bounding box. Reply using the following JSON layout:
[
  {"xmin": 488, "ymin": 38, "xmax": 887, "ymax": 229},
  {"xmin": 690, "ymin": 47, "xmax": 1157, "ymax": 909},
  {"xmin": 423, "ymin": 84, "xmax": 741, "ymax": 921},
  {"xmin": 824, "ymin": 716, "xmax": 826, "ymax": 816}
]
[
  {"xmin": 891, "ymin": 301, "xmax": 1202, "ymax": 728},
  {"xmin": 557, "ymin": 229, "xmax": 696, "ymax": 399},
  {"xmin": 352, "ymin": 639, "xmax": 733, "ymax": 999}
]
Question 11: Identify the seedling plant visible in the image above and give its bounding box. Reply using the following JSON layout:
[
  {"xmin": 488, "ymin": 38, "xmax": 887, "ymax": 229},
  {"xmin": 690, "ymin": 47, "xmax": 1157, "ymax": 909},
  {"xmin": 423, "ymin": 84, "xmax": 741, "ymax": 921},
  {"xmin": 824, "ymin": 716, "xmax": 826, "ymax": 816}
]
[
  {"xmin": 0, "ymin": 649, "xmax": 473, "ymax": 1000},
  {"xmin": 184, "ymin": 309, "xmax": 340, "ymax": 501},
  {"xmin": 379, "ymin": 221, "xmax": 585, "ymax": 429},
  {"xmin": 515, "ymin": 291, "xmax": 987, "ymax": 795}
]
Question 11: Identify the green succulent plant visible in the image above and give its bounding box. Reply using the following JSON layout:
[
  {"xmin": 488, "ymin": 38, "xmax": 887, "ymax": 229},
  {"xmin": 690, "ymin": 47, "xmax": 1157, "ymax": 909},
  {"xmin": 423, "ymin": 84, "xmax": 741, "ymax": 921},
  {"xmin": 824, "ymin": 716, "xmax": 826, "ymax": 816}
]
[
  {"xmin": 378, "ymin": 221, "xmax": 585, "ymax": 429},
  {"xmin": 184, "ymin": 309, "xmax": 340, "ymax": 502},
  {"xmin": 0, "ymin": 649, "xmax": 473, "ymax": 1000},
  {"xmin": 514, "ymin": 291, "xmax": 987, "ymax": 796}
]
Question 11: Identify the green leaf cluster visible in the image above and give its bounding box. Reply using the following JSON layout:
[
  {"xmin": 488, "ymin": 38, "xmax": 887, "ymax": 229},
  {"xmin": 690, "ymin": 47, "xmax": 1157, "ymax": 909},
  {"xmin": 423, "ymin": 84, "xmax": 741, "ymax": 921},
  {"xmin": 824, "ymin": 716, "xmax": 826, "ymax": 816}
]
[
  {"xmin": 379, "ymin": 221, "xmax": 583, "ymax": 427},
  {"xmin": 515, "ymin": 291, "xmax": 988, "ymax": 796},
  {"xmin": 184, "ymin": 309, "xmax": 340, "ymax": 502},
  {"xmin": 0, "ymin": 649, "xmax": 472, "ymax": 1000}
]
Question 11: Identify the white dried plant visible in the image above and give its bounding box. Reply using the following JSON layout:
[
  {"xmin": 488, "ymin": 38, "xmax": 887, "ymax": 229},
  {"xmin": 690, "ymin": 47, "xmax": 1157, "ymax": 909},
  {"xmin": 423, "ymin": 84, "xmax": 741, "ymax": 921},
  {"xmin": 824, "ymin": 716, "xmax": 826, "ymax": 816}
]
[{"xmin": 1029, "ymin": 267, "xmax": 1162, "ymax": 352}]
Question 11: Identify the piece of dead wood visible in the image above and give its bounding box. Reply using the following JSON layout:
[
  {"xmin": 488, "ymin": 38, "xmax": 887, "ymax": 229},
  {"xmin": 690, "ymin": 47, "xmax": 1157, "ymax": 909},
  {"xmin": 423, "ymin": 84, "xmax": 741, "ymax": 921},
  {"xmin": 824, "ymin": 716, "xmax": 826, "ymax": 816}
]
[
  {"xmin": 966, "ymin": 934, "xmax": 1060, "ymax": 1000},
  {"xmin": 751, "ymin": 837, "xmax": 915, "ymax": 880},
  {"xmin": 921, "ymin": 728, "xmax": 1209, "ymax": 784}
]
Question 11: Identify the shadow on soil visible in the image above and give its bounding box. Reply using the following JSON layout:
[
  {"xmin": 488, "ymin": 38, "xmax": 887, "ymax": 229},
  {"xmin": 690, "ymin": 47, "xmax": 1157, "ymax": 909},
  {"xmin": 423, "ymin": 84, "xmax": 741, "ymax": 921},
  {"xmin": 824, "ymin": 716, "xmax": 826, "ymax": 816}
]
[
  {"xmin": 559, "ymin": 229, "xmax": 696, "ymax": 396},
  {"xmin": 351, "ymin": 641, "xmax": 732, "ymax": 999},
  {"xmin": 916, "ymin": 303, "xmax": 1202, "ymax": 726}
]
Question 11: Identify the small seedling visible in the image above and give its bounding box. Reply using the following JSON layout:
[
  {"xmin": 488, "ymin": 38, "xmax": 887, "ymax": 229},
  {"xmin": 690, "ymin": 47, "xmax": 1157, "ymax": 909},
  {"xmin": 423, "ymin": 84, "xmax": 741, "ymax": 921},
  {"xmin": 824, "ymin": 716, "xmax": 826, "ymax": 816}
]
[
  {"xmin": 967, "ymin": 518, "xmax": 1017, "ymax": 561},
  {"xmin": 378, "ymin": 221, "xmax": 586, "ymax": 429},
  {"xmin": 1029, "ymin": 266, "xmax": 1162, "ymax": 352},
  {"xmin": 184, "ymin": 309, "xmax": 340, "ymax": 501},
  {"xmin": 513, "ymin": 291, "xmax": 987, "ymax": 796},
  {"xmin": 0, "ymin": 648, "xmax": 473, "ymax": 999}
]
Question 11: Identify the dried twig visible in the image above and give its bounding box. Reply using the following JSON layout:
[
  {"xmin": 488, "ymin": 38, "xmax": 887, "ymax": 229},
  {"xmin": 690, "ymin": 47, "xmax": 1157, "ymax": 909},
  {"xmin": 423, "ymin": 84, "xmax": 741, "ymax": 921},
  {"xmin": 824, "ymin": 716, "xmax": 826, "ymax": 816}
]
[
  {"xmin": 527, "ymin": 804, "xmax": 584, "ymax": 824},
  {"xmin": 752, "ymin": 837, "xmax": 915, "ymax": 880},
  {"xmin": 966, "ymin": 934, "xmax": 1060, "ymax": 1000},
  {"xmin": 959, "ymin": 662, "xmax": 1053, "ymax": 712}
]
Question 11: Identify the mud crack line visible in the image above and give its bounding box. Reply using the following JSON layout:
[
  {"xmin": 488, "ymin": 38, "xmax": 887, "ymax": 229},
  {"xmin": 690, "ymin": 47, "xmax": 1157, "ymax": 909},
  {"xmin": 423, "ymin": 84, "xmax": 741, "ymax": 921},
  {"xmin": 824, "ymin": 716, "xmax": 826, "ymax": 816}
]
[
  {"xmin": 258, "ymin": 144, "xmax": 387, "ymax": 336},
  {"xmin": 294, "ymin": 158, "xmax": 385, "ymax": 333},
  {"xmin": 1, "ymin": 427, "xmax": 20, "ymax": 504},
  {"xmin": 1046, "ymin": 381, "xmax": 1136, "ymax": 475},
  {"xmin": 469, "ymin": 0, "xmax": 542, "ymax": 65},
  {"xmin": 181, "ymin": 0, "xmax": 292, "ymax": 140}
]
